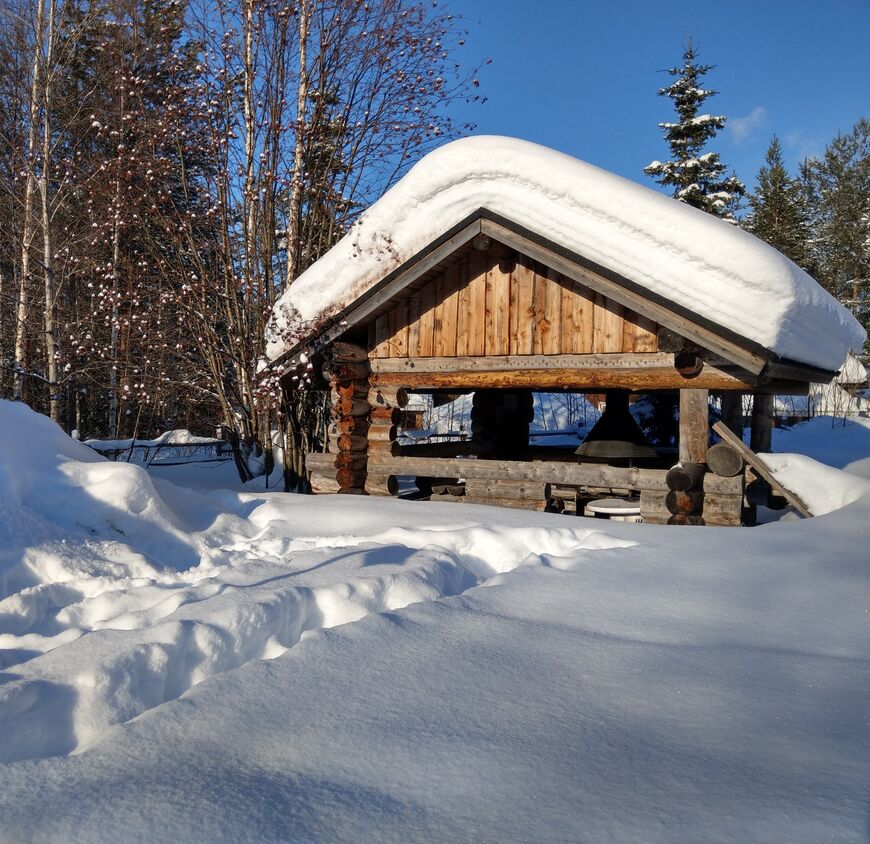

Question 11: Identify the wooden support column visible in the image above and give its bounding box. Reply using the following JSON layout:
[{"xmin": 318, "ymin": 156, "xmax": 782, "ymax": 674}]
[
  {"xmin": 499, "ymin": 390, "xmax": 534, "ymax": 454},
  {"xmin": 471, "ymin": 389, "xmax": 532, "ymax": 459},
  {"xmin": 470, "ymin": 390, "xmax": 499, "ymax": 452},
  {"xmin": 678, "ymin": 388, "xmax": 710, "ymax": 464},
  {"xmin": 720, "ymin": 392, "xmax": 743, "ymax": 437},
  {"xmin": 750, "ymin": 393, "xmax": 773, "ymax": 453}
]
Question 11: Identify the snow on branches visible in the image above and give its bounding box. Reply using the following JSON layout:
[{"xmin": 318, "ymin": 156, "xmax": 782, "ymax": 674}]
[{"xmin": 644, "ymin": 43, "xmax": 745, "ymax": 222}]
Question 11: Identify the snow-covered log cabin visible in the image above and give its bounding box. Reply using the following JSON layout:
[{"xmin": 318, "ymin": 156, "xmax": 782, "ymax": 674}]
[{"xmin": 265, "ymin": 136, "xmax": 865, "ymax": 525}]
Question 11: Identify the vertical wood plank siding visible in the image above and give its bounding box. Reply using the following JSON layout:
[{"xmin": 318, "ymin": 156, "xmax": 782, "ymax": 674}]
[{"xmin": 370, "ymin": 247, "xmax": 660, "ymax": 358}]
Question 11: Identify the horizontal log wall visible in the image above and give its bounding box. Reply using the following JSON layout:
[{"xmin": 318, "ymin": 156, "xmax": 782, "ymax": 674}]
[
  {"xmin": 368, "ymin": 249, "xmax": 659, "ymax": 360},
  {"xmin": 364, "ymin": 455, "xmax": 744, "ymax": 493},
  {"xmin": 310, "ymin": 448, "xmax": 746, "ymax": 525}
]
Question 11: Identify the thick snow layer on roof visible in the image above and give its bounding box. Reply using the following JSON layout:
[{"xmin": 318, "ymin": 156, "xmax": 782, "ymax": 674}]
[{"xmin": 267, "ymin": 136, "xmax": 864, "ymax": 371}]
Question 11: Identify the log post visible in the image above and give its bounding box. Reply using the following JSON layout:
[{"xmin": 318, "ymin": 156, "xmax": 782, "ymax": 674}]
[
  {"xmin": 669, "ymin": 387, "xmax": 708, "ymax": 524},
  {"xmin": 471, "ymin": 389, "xmax": 532, "ymax": 458},
  {"xmin": 470, "ymin": 389, "xmax": 499, "ymax": 451},
  {"xmin": 678, "ymin": 388, "xmax": 709, "ymax": 464},
  {"xmin": 720, "ymin": 392, "xmax": 743, "ymax": 437},
  {"xmin": 750, "ymin": 393, "xmax": 773, "ymax": 453}
]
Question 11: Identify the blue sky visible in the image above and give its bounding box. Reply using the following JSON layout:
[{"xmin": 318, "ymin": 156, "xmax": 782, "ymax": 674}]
[{"xmin": 449, "ymin": 0, "xmax": 869, "ymax": 194}]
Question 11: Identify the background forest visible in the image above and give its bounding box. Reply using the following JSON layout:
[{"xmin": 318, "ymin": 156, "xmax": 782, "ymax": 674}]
[
  {"xmin": 0, "ymin": 0, "xmax": 866, "ymax": 478},
  {"xmin": 0, "ymin": 0, "xmax": 482, "ymax": 473}
]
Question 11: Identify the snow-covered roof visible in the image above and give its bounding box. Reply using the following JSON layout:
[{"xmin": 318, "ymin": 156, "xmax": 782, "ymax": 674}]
[{"xmin": 266, "ymin": 136, "xmax": 865, "ymax": 372}]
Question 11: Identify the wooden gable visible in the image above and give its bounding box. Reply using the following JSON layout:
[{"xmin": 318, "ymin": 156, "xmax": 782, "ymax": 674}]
[
  {"xmin": 367, "ymin": 247, "xmax": 660, "ymax": 360},
  {"xmin": 312, "ymin": 214, "xmax": 819, "ymax": 392}
]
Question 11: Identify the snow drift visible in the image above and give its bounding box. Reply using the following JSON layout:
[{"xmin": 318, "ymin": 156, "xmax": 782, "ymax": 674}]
[
  {"xmin": 0, "ymin": 400, "xmax": 630, "ymax": 763},
  {"xmin": 266, "ymin": 135, "xmax": 864, "ymax": 372},
  {"xmin": 1, "ymin": 400, "xmax": 869, "ymax": 842}
]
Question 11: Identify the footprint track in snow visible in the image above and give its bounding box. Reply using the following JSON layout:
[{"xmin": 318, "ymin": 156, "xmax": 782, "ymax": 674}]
[{"xmin": 0, "ymin": 523, "xmax": 633, "ymax": 763}]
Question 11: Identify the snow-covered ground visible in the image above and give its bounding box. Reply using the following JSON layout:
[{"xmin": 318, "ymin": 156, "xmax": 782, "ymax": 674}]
[{"xmin": 1, "ymin": 400, "xmax": 869, "ymax": 843}]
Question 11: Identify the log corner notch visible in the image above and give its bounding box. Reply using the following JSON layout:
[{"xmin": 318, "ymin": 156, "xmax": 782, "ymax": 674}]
[
  {"xmin": 365, "ymin": 383, "xmax": 408, "ymax": 495},
  {"xmin": 320, "ymin": 343, "xmax": 373, "ymax": 495},
  {"xmin": 318, "ymin": 342, "xmax": 411, "ymax": 496},
  {"xmin": 669, "ymin": 387, "xmax": 746, "ymax": 526}
]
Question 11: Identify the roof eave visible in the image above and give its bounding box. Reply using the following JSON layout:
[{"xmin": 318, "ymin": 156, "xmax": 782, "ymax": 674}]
[{"xmin": 270, "ymin": 207, "xmax": 827, "ymax": 381}]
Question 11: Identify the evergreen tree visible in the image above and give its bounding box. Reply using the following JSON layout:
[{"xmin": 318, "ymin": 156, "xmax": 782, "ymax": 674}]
[
  {"xmin": 644, "ymin": 42, "xmax": 745, "ymax": 221},
  {"xmin": 801, "ymin": 118, "xmax": 870, "ymax": 334},
  {"xmin": 746, "ymin": 135, "xmax": 809, "ymax": 268}
]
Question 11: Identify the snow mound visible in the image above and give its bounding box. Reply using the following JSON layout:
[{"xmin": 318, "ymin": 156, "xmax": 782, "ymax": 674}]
[
  {"xmin": 772, "ymin": 415, "xmax": 870, "ymax": 477},
  {"xmin": 266, "ymin": 135, "xmax": 864, "ymax": 371},
  {"xmin": 2, "ymin": 401, "xmax": 870, "ymax": 840},
  {"xmin": 760, "ymin": 452, "xmax": 870, "ymax": 516},
  {"xmin": 0, "ymin": 400, "xmax": 204, "ymax": 594},
  {"xmin": 0, "ymin": 399, "xmax": 632, "ymax": 762}
]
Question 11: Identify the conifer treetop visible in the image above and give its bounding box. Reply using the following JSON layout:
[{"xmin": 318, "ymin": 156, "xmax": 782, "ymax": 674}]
[
  {"xmin": 644, "ymin": 42, "xmax": 746, "ymax": 221},
  {"xmin": 746, "ymin": 135, "xmax": 809, "ymax": 269}
]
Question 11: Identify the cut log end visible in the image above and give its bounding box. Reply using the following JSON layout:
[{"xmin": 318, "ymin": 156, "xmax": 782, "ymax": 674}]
[
  {"xmin": 706, "ymin": 442, "xmax": 743, "ymax": 477},
  {"xmin": 666, "ymin": 462, "xmax": 707, "ymax": 492}
]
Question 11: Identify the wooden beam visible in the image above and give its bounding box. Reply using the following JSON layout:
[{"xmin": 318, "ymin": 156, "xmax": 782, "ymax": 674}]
[
  {"xmin": 479, "ymin": 217, "xmax": 768, "ymax": 375},
  {"xmin": 370, "ymin": 365, "xmax": 758, "ymax": 391},
  {"xmin": 367, "ymin": 357, "xmax": 811, "ymax": 395},
  {"xmin": 701, "ymin": 493, "xmax": 743, "ymax": 527},
  {"xmin": 370, "ymin": 352, "xmax": 736, "ymax": 374},
  {"xmin": 306, "ymin": 451, "xmax": 338, "ymax": 472},
  {"xmin": 679, "ymin": 389, "xmax": 710, "ymax": 464},
  {"xmin": 364, "ymin": 455, "xmax": 743, "ymax": 493},
  {"xmin": 712, "ymin": 421, "xmax": 812, "ymax": 518},
  {"xmin": 465, "ymin": 479, "xmax": 551, "ymax": 500},
  {"xmin": 762, "ymin": 359, "xmax": 836, "ymax": 385},
  {"xmin": 463, "ymin": 496, "xmax": 548, "ymax": 511}
]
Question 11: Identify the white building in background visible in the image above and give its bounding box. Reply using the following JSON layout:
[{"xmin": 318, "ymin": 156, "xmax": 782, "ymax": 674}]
[
  {"xmin": 811, "ymin": 351, "xmax": 869, "ymax": 416},
  {"xmin": 775, "ymin": 351, "xmax": 869, "ymax": 422}
]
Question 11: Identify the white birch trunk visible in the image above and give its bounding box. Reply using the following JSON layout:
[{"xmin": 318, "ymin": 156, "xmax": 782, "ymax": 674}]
[
  {"xmin": 13, "ymin": 0, "xmax": 46, "ymax": 401},
  {"xmin": 286, "ymin": 0, "xmax": 310, "ymax": 284},
  {"xmin": 40, "ymin": 0, "xmax": 59, "ymax": 422}
]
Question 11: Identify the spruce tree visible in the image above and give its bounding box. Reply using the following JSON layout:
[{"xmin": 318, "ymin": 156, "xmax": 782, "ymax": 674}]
[
  {"xmin": 746, "ymin": 136, "xmax": 809, "ymax": 268},
  {"xmin": 644, "ymin": 42, "xmax": 746, "ymax": 221},
  {"xmin": 802, "ymin": 118, "xmax": 870, "ymax": 333}
]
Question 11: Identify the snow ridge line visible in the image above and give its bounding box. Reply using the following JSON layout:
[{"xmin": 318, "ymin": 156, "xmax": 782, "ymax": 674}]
[{"xmin": 0, "ymin": 524, "xmax": 632, "ymax": 764}]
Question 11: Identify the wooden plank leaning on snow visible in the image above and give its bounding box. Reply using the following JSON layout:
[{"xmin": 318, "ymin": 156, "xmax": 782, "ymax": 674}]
[{"xmin": 711, "ymin": 421, "xmax": 813, "ymax": 518}]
